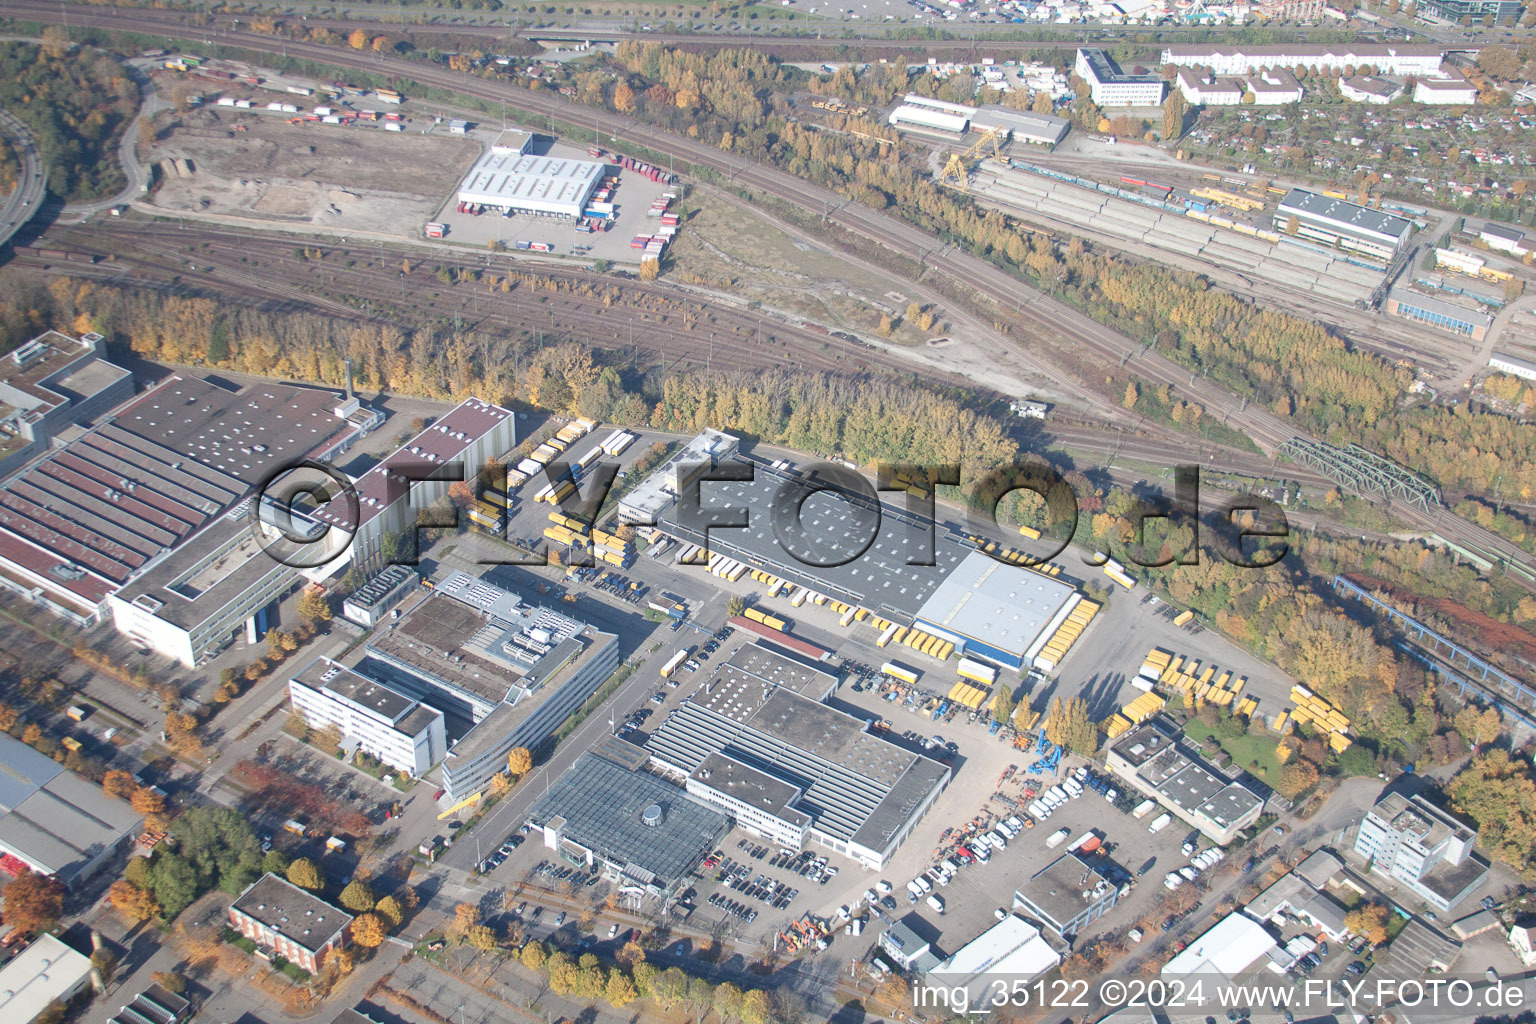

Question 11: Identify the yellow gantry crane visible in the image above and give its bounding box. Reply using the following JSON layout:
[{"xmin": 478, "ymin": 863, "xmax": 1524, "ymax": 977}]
[{"xmin": 940, "ymin": 127, "xmax": 1007, "ymax": 191}]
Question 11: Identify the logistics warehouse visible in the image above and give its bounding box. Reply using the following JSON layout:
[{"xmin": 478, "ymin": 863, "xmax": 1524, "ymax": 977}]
[{"xmin": 456, "ymin": 142, "xmax": 605, "ymax": 220}]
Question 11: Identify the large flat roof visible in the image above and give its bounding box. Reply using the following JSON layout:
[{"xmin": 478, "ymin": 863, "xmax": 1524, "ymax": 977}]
[
  {"xmin": 292, "ymin": 656, "xmax": 419, "ymax": 724},
  {"xmin": 457, "ymin": 149, "xmax": 604, "ymax": 211},
  {"xmin": 1015, "ymin": 853, "xmax": 1115, "ymax": 930},
  {"xmin": 0, "ymin": 732, "xmax": 143, "ymax": 881},
  {"xmin": 914, "ymin": 549, "xmax": 1075, "ymax": 660},
  {"xmin": 933, "ymin": 914, "xmax": 1061, "ymax": 981},
  {"xmin": 1278, "ymin": 188, "xmax": 1413, "ymax": 243},
  {"xmin": 0, "ymin": 331, "xmax": 126, "ymax": 418},
  {"xmin": 657, "ymin": 457, "xmax": 974, "ymax": 619},
  {"xmin": 528, "ymin": 752, "xmax": 728, "ymax": 888},
  {"xmin": 0, "ymin": 935, "xmax": 92, "ymax": 1023},
  {"xmin": 1161, "ymin": 912, "xmax": 1276, "ymax": 978}
]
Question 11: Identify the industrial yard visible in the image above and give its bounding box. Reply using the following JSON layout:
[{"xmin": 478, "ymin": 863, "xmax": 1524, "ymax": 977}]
[{"xmin": 144, "ymin": 104, "xmax": 479, "ymax": 233}]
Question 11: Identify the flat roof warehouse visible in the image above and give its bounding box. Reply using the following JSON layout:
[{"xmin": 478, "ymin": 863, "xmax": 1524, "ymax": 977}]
[{"xmin": 456, "ymin": 147, "xmax": 605, "ymax": 219}]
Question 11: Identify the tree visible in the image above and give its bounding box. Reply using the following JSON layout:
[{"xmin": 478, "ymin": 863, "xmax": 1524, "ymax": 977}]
[
  {"xmin": 639, "ymin": 258, "xmax": 659, "ymax": 282},
  {"xmin": 449, "ymin": 902, "xmax": 480, "ymax": 941},
  {"xmin": 547, "ymin": 952, "xmax": 578, "ymax": 995},
  {"xmin": 507, "ymin": 747, "xmax": 533, "ymax": 776},
  {"xmin": 466, "ymin": 924, "xmax": 497, "ymax": 950},
  {"xmin": 1343, "ymin": 903, "xmax": 1390, "ymax": 945},
  {"xmin": 2, "ymin": 868, "xmax": 65, "ymax": 935},
  {"xmin": 1285, "ymin": 214, "xmax": 1300, "ymax": 235},
  {"xmin": 351, "ymin": 912, "xmax": 386, "ymax": 948},
  {"xmin": 614, "ymin": 81, "xmax": 636, "ymax": 113},
  {"xmin": 714, "ymin": 981, "xmax": 744, "ymax": 1020},
  {"xmin": 339, "ymin": 879, "xmax": 376, "ymax": 912},
  {"xmin": 1162, "ymin": 91, "xmax": 1187, "ymax": 139},
  {"xmin": 326, "ymin": 947, "xmax": 355, "ymax": 976},
  {"xmin": 348, "ymin": 28, "xmax": 369, "ymax": 49},
  {"xmin": 262, "ymin": 850, "xmax": 291, "ymax": 876},
  {"xmin": 108, "ymin": 880, "xmax": 159, "ymax": 923},
  {"xmin": 726, "ymin": 596, "xmax": 746, "ymax": 617},
  {"xmin": 130, "ymin": 786, "xmax": 165, "ymax": 817},
  {"xmin": 286, "ymin": 858, "xmax": 323, "ymax": 891},
  {"xmin": 606, "ymin": 970, "xmax": 638, "ymax": 1008},
  {"xmin": 40, "ymin": 24, "xmax": 70, "ymax": 59},
  {"xmin": 616, "ymin": 939, "xmax": 645, "ymax": 970},
  {"xmin": 1275, "ymin": 759, "xmax": 1320, "ymax": 799},
  {"xmin": 90, "ymin": 947, "xmax": 118, "ymax": 983},
  {"xmin": 520, "ymin": 940, "xmax": 548, "ymax": 970},
  {"xmin": 375, "ymin": 894, "xmax": 404, "ymax": 928},
  {"xmin": 1455, "ymin": 705, "xmax": 1502, "ymax": 747},
  {"xmin": 992, "ymin": 684, "xmax": 1016, "ymax": 727},
  {"xmin": 1477, "ymin": 44, "xmax": 1519, "ymax": 80},
  {"xmin": 103, "ymin": 769, "xmax": 137, "ymax": 800},
  {"xmin": 1043, "ymin": 696, "xmax": 1099, "ymax": 755},
  {"xmin": 296, "ymin": 587, "xmax": 332, "ymax": 625},
  {"xmin": 151, "ymin": 971, "xmax": 186, "ymax": 995},
  {"xmin": 739, "ymin": 989, "xmax": 771, "ymax": 1024},
  {"xmin": 1032, "ymin": 90, "xmax": 1056, "ymax": 115}
]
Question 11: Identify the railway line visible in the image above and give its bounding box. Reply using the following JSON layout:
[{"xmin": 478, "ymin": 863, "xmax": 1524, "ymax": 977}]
[{"xmin": 15, "ymin": 0, "xmax": 1536, "ymax": 584}]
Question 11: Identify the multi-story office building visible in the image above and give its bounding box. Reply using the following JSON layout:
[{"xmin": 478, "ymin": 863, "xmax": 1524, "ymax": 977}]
[
  {"xmin": 1074, "ymin": 49, "xmax": 1166, "ymax": 107},
  {"xmin": 1105, "ymin": 719, "xmax": 1263, "ymax": 845},
  {"xmin": 288, "ymin": 657, "xmax": 446, "ymax": 777},
  {"xmin": 1353, "ymin": 791, "xmax": 1487, "ymax": 912}
]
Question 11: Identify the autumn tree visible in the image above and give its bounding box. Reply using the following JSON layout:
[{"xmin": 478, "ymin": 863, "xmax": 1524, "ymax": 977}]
[
  {"xmin": 606, "ymin": 970, "xmax": 639, "ymax": 1008},
  {"xmin": 507, "ymin": 747, "xmax": 533, "ymax": 776},
  {"xmin": 614, "ymin": 81, "xmax": 636, "ymax": 113},
  {"xmin": 374, "ymin": 894, "xmax": 404, "ymax": 929},
  {"xmin": 1274, "ymin": 759, "xmax": 1320, "ymax": 799},
  {"xmin": 1161, "ymin": 90, "xmax": 1187, "ymax": 139},
  {"xmin": 339, "ymin": 879, "xmax": 376, "ymax": 912},
  {"xmin": 296, "ymin": 587, "xmax": 332, "ymax": 625},
  {"xmin": 520, "ymin": 940, "xmax": 548, "ymax": 970},
  {"xmin": 2, "ymin": 869, "xmax": 65, "ymax": 935},
  {"xmin": 103, "ymin": 769, "xmax": 137, "ymax": 801},
  {"xmin": 109, "ymin": 879, "xmax": 159, "ymax": 923},
  {"xmin": 1343, "ymin": 903, "xmax": 1390, "ymax": 945},
  {"xmin": 351, "ymin": 912, "xmax": 386, "ymax": 948},
  {"xmin": 286, "ymin": 858, "xmax": 323, "ymax": 891},
  {"xmin": 448, "ymin": 902, "xmax": 480, "ymax": 942},
  {"xmin": 1032, "ymin": 90, "xmax": 1056, "ymax": 115},
  {"xmin": 348, "ymin": 28, "xmax": 369, "ymax": 49},
  {"xmin": 1044, "ymin": 696, "xmax": 1099, "ymax": 755}
]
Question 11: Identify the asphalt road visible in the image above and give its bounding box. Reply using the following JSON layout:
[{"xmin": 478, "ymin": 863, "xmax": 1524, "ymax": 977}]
[{"xmin": 0, "ymin": 108, "xmax": 45, "ymax": 249}]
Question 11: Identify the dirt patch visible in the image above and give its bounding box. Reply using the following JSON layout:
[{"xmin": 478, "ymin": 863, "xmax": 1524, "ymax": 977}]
[{"xmin": 145, "ymin": 109, "xmax": 480, "ymax": 235}]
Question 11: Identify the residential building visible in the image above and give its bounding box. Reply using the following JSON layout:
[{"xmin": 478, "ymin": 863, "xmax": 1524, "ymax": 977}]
[
  {"xmin": 0, "ymin": 732, "xmax": 143, "ymax": 884},
  {"xmin": 1415, "ymin": 0, "xmax": 1522, "ymax": 22},
  {"xmin": 1354, "ymin": 791, "xmax": 1487, "ymax": 912},
  {"xmin": 1274, "ymin": 188, "xmax": 1414, "ymax": 260},
  {"xmin": 341, "ymin": 564, "xmax": 418, "ymax": 627},
  {"xmin": 1246, "ymin": 68, "xmax": 1305, "ymax": 104},
  {"xmin": 1509, "ymin": 917, "xmax": 1536, "ymax": 967},
  {"xmin": 1074, "ymin": 48, "xmax": 1165, "ymax": 107},
  {"xmin": 1339, "ymin": 75, "xmax": 1404, "ymax": 104},
  {"xmin": 288, "ymin": 657, "xmax": 446, "ymax": 777},
  {"xmin": 0, "ymin": 935, "xmax": 93, "ymax": 1024},
  {"xmin": 228, "ymin": 873, "xmax": 354, "ymax": 973},
  {"xmin": 1105, "ymin": 719, "xmax": 1263, "ymax": 845},
  {"xmin": 1159, "ymin": 43, "xmax": 1445, "ymax": 77},
  {"xmin": 1175, "ymin": 67, "xmax": 1245, "ymax": 105},
  {"xmin": 1386, "ymin": 288, "xmax": 1493, "ymax": 340},
  {"xmin": 526, "ymin": 740, "xmax": 728, "ymax": 897},
  {"xmin": 1414, "ymin": 73, "xmax": 1478, "ymax": 105},
  {"xmin": 1012, "ymin": 852, "xmax": 1120, "ymax": 941}
]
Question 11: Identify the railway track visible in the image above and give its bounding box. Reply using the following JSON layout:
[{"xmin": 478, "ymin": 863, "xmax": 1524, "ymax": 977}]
[{"xmin": 18, "ymin": 0, "xmax": 1536, "ymax": 584}]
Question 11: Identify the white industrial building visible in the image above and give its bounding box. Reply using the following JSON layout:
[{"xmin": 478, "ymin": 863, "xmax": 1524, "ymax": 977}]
[
  {"xmin": 1159, "ymin": 42, "xmax": 1445, "ymax": 77},
  {"xmin": 1161, "ymin": 911, "xmax": 1277, "ymax": 980},
  {"xmin": 929, "ymin": 914, "xmax": 1061, "ymax": 999},
  {"xmin": 617, "ymin": 427, "xmax": 740, "ymax": 524},
  {"xmin": 1414, "ymin": 73, "xmax": 1478, "ymax": 105},
  {"xmin": 887, "ymin": 95, "xmax": 1070, "ymax": 147},
  {"xmin": 1489, "ymin": 352, "xmax": 1536, "ymax": 382},
  {"xmin": 887, "ymin": 99, "xmax": 971, "ymax": 135},
  {"xmin": 0, "ymin": 935, "xmax": 93, "ymax": 1024},
  {"xmin": 1074, "ymin": 48, "xmax": 1165, "ymax": 107},
  {"xmin": 456, "ymin": 145, "xmax": 605, "ymax": 220},
  {"xmin": 1274, "ymin": 188, "xmax": 1414, "ymax": 260},
  {"xmin": 288, "ymin": 656, "xmax": 447, "ymax": 777}
]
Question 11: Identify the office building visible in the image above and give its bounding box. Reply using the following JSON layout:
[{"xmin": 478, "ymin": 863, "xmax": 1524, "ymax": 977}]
[
  {"xmin": 1274, "ymin": 188, "xmax": 1414, "ymax": 260},
  {"xmin": 1012, "ymin": 853, "xmax": 1120, "ymax": 941},
  {"xmin": 617, "ymin": 427, "xmax": 739, "ymax": 524},
  {"xmin": 364, "ymin": 571, "xmax": 619, "ymax": 802},
  {"xmin": 1074, "ymin": 49, "xmax": 1166, "ymax": 107},
  {"xmin": 0, "ymin": 935, "xmax": 93, "ymax": 1024},
  {"xmin": 647, "ymin": 643, "xmax": 949, "ymax": 870},
  {"xmin": 288, "ymin": 657, "xmax": 447, "ymax": 777},
  {"xmin": 526, "ymin": 740, "xmax": 728, "ymax": 898},
  {"xmin": 879, "ymin": 915, "xmax": 942, "ymax": 972},
  {"xmin": 1339, "ymin": 75, "xmax": 1404, "ymax": 104},
  {"xmin": 1416, "ymin": 0, "xmax": 1522, "ymax": 22},
  {"xmin": 1414, "ymin": 74, "xmax": 1478, "ymax": 105},
  {"xmin": 228, "ymin": 873, "xmax": 354, "ymax": 973},
  {"xmin": 1353, "ymin": 790, "xmax": 1487, "ymax": 912},
  {"xmin": 0, "ymin": 732, "xmax": 143, "ymax": 884},
  {"xmin": 1106, "ymin": 719, "xmax": 1263, "ymax": 845}
]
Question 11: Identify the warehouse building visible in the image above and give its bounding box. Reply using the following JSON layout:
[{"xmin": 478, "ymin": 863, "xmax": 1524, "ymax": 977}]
[
  {"xmin": 228, "ymin": 873, "xmax": 353, "ymax": 973},
  {"xmin": 1386, "ymin": 288, "xmax": 1493, "ymax": 340},
  {"xmin": 1073, "ymin": 49, "xmax": 1165, "ymax": 107},
  {"xmin": 1480, "ymin": 222, "xmax": 1528, "ymax": 255},
  {"xmin": 312, "ymin": 397, "xmax": 516, "ymax": 566},
  {"xmin": 1488, "ymin": 352, "xmax": 1536, "ymax": 382},
  {"xmin": 886, "ymin": 95, "xmax": 1069, "ymax": 147},
  {"xmin": 526, "ymin": 739, "xmax": 728, "ymax": 898},
  {"xmin": 1160, "ymin": 911, "xmax": 1277, "ymax": 980},
  {"xmin": 0, "ymin": 934, "xmax": 93, "ymax": 1024},
  {"xmin": 1012, "ymin": 853, "xmax": 1120, "ymax": 941},
  {"xmin": 456, "ymin": 140, "xmax": 605, "ymax": 220},
  {"xmin": 1414, "ymin": 73, "xmax": 1478, "ymax": 105},
  {"xmin": 0, "ymin": 331, "xmax": 132, "ymax": 481},
  {"xmin": 1159, "ymin": 43, "xmax": 1445, "ymax": 77},
  {"xmin": 887, "ymin": 100, "xmax": 970, "ymax": 135},
  {"xmin": 1105, "ymin": 719, "xmax": 1263, "ymax": 845},
  {"xmin": 288, "ymin": 657, "xmax": 447, "ymax": 777},
  {"xmin": 929, "ymin": 914, "xmax": 1062, "ymax": 1000},
  {"xmin": 363, "ymin": 571, "xmax": 619, "ymax": 802},
  {"xmin": 0, "ymin": 732, "xmax": 143, "ymax": 884},
  {"xmin": 618, "ymin": 427, "xmax": 740, "ymax": 524},
  {"xmin": 646, "ymin": 642, "xmax": 949, "ymax": 870},
  {"xmin": 912, "ymin": 550, "xmax": 1079, "ymax": 671},
  {"xmin": 1274, "ymin": 188, "xmax": 1414, "ymax": 261}
]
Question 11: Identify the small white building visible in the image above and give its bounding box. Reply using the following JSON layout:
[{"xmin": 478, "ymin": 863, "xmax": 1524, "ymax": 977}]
[
  {"xmin": 1175, "ymin": 68, "xmax": 1244, "ymax": 106},
  {"xmin": 1510, "ymin": 920, "xmax": 1536, "ymax": 967},
  {"xmin": 0, "ymin": 935, "xmax": 93, "ymax": 1024},
  {"xmin": 1481, "ymin": 222, "xmax": 1527, "ymax": 255},
  {"xmin": 1489, "ymin": 352, "xmax": 1536, "ymax": 382},
  {"xmin": 1414, "ymin": 74, "xmax": 1477, "ymax": 105},
  {"xmin": 1339, "ymin": 75, "xmax": 1403, "ymax": 104},
  {"xmin": 1162, "ymin": 912, "xmax": 1277, "ymax": 979}
]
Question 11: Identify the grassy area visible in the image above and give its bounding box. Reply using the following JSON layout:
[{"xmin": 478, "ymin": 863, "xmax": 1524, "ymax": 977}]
[{"xmin": 1184, "ymin": 719, "xmax": 1285, "ymax": 784}]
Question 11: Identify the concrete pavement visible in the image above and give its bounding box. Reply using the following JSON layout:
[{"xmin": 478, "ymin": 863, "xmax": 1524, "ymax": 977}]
[{"xmin": 0, "ymin": 108, "xmax": 45, "ymax": 248}]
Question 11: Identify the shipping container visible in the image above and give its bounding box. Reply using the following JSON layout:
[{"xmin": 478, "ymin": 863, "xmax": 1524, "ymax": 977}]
[{"xmin": 425, "ymin": 223, "xmax": 446, "ymax": 238}]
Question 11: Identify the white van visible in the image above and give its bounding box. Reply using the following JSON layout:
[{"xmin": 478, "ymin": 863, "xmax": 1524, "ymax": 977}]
[{"xmin": 926, "ymin": 893, "xmax": 946, "ymax": 914}]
